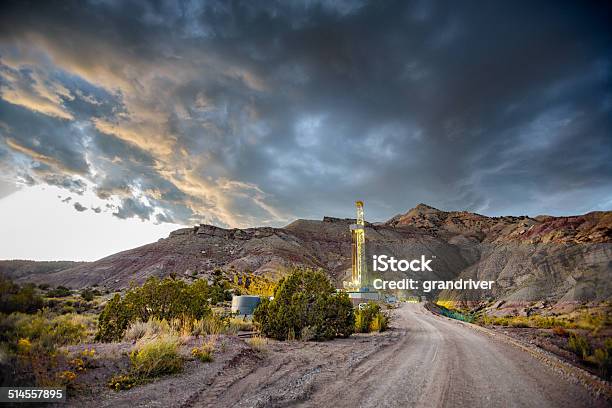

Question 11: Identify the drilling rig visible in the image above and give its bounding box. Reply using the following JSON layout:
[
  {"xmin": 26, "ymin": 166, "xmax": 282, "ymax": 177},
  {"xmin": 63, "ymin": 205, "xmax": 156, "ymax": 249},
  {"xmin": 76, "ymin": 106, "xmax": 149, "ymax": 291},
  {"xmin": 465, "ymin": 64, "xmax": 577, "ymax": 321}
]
[
  {"xmin": 351, "ymin": 200, "xmax": 366, "ymax": 288},
  {"xmin": 343, "ymin": 201, "xmax": 380, "ymax": 301},
  {"xmin": 344, "ymin": 201, "xmax": 368, "ymax": 291}
]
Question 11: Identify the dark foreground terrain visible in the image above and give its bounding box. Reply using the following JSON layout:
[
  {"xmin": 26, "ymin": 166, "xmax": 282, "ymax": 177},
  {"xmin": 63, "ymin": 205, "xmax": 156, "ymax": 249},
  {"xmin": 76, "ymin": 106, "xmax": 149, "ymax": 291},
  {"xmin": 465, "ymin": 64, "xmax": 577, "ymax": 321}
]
[{"xmin": 67, "ymin": 303, "xmax": 609, "ymax": 408}]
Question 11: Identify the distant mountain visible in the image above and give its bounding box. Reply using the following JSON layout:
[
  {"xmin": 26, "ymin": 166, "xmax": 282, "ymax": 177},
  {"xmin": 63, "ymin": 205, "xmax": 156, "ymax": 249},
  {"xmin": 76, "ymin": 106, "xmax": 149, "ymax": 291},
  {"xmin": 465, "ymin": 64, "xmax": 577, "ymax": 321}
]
[
  {"xmin": 0, "ymin": 260, "xmax": 88, "ymax": 281},
  {"xmin": 10, "ymin": 205, "xmax": 612, "ymax": 304}
]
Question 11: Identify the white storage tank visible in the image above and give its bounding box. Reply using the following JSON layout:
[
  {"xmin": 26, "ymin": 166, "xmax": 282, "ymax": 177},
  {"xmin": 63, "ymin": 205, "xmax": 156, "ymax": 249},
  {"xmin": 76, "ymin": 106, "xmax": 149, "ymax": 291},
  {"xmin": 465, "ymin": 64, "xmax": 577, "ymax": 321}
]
[{"xmin": 231, "ymin": 295, "xmax": 261, "ymax": 315}]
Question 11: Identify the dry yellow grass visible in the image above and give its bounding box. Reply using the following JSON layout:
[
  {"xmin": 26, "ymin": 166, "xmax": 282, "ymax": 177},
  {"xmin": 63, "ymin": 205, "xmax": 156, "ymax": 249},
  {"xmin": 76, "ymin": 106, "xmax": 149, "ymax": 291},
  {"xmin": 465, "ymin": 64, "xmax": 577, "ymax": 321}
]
[{"xmin": 248, "ymin": 335, "xmax": 267, "ymax": 351}]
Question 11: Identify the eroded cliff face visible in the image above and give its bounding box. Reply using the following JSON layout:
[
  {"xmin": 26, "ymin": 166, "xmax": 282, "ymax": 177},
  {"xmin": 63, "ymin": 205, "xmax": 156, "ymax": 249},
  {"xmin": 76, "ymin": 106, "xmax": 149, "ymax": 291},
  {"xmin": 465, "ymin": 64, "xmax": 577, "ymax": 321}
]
[
  {"xmin": 388, "ymin": 204, "xmax": 612, "ymax": 303},
  {"xmin": 13, "ymin": 205, "xmax": 611, "ymax": 303}
]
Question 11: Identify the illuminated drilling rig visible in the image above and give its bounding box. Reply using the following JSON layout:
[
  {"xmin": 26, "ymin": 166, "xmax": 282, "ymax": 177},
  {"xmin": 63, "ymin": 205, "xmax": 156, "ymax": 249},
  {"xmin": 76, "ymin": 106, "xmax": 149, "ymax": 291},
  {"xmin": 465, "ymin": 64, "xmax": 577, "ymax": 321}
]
[{"xmin": 344, "ymin": 201, "xmax": 367, "ymax": 291}]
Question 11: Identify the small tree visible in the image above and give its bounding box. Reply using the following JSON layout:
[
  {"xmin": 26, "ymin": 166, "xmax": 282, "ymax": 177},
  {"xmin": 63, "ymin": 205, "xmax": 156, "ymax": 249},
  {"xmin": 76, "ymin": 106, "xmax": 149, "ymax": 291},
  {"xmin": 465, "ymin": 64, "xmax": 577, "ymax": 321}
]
[
  {"xmin": 254, "ymin": 267, "xmax": 354, "ymax": 341},
  {"xmin": 81, "ymin": 288, "xmax": 95, "ymax": 302},
  {"xmin": 95, "ymin": 277, "xmax": 213, "ymax": 342}
]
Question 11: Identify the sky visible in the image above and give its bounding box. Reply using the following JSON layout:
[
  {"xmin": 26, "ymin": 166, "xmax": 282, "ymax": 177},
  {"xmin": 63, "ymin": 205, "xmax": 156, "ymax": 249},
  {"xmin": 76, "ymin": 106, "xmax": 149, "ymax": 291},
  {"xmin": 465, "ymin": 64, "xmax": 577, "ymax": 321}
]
[{"xmin": 0, "ymin": 0, "xmax": 611, "ymax": 261}]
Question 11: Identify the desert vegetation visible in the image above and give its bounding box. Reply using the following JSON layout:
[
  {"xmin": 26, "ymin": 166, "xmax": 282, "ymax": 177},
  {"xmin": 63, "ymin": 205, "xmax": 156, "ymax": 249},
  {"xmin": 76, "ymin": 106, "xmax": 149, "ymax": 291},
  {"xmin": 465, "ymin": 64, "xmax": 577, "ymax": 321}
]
[
  {"xmin": 566, "ymin": 333, "xmax": 612, "ymax": 379},
  {"xmin": 478, "ymin": 309, "xmax": 609, "ymax": 331},
  {"xmin": 355, "ymin": 302, "xmax": 389, "ymax": 333},
  {"xmin": 0, "ymin": 276, "xmax": 44, "ymax": 313},
  {"xmin": 233, "ymin": 272, "xmax": 276, "ymax": 296},
  {"xmin": 109, "ymin": 335, "xmax": 185, "ymax": 390},
  {"xmin": 253, "ymin": 267, "xmax": 355, "ymax": 341},
  {"xmin": 433, "ymin": 301, "xmax": 474, "ymax": 323},
  {"xmin": 0, "ymin": 276, "xmax": 98, "ymax": 388},
  {"xmin": 433, "ymin": 300, "xmax": 612, "ymax": 380},
  {"xmin": 1, "ymin": 267, "xmax": 396, "ymax": 397},
  {"xmin": 95, "ymin": 276, "xmax": 235, "ymax": 341}
]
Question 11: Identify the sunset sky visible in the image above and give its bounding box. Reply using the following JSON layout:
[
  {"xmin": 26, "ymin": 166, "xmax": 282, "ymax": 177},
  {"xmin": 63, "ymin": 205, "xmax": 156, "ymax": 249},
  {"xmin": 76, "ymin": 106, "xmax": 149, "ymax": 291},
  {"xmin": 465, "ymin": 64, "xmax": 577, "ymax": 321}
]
[{"xmin": 0, "ymin": 1, "xmax": 611, "ymax": 260}]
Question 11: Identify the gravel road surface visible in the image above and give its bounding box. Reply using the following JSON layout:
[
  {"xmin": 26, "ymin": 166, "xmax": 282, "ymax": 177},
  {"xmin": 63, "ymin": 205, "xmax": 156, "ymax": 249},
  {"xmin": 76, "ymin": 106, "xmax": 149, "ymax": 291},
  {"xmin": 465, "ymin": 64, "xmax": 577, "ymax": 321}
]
[{"xmin": 298, "ymin": 302, "xmax": 603, "ymax": 408}]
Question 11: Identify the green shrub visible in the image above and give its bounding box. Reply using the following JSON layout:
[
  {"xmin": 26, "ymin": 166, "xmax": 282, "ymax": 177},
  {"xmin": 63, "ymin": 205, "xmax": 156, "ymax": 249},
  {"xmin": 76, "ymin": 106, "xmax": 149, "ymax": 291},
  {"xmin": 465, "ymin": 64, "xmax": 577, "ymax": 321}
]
[
  {"xmin": 355, "ymin": 302, "xmax": 388, "ymax": 333},
  {"xmin": 590, "ymin": 339, "xmax": 612, "ymax": 379},
  {"xmin": 2, "ymin": 312, "xmax": 93, "ymax": 349},
  {"xmin": 253, "ymin": 267, "xmax": 354, "ymax": 341},
  {"xmin": 46, "ymin": 286, "xmax": 72, "ymax": 298},
  {"xmin": 47, "ymin": 314, "xmax": 92, "ymax": 346},
  {"xmin": 0, "ymin": 311, "xmax": 95, "ymax": 387},
  {"xmin": 568, "ymin": 333, "xmax": 591, "ymax": 359},
  {"xmin": 80, "ymin": 289, "xmax": 95, "ymax": 302},
  {"xmin": 96, "ymin": 294, "xmax": 131, "ymax": 342},
  {"xmin": 129, "ymin": 336, "xmax": 183, "ymax": 378},
  {"xmin": 96, "ymin": 277, "xmax": 213, "ymax": 341},
  {"xmin": 108, "ymin": 336, "xmax": 184, "ymax": 390},
  {"xmin": 0, "ymin": 277, "xmax": 44, "ymax": 314}
]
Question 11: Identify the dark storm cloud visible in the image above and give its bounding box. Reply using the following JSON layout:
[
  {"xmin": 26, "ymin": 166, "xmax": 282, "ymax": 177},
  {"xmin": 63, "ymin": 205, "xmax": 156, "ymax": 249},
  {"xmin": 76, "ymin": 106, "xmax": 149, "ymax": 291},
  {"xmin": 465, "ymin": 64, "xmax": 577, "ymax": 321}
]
[
  {"xmin": 41, "ymin": 174, "xmax": 87, "ymax": 195},
  {"xmin": 113, "ymin": 197, "xmax": 154, "ymax": 221},
  {"xmin": 73, "ymin": 202, "xmax": 87, "ymax": 212},
  {"xmin": 0, "ymin": 0, "xmax": 610, "ymax": 226}
]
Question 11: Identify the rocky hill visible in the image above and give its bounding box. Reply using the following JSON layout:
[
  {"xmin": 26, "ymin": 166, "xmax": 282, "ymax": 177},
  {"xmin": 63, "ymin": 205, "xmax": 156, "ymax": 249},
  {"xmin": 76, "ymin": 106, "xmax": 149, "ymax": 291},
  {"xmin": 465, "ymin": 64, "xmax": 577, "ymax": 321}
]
[{"xmin": 8, "ymin": 205, "xmax": 611, "ymax": 303}]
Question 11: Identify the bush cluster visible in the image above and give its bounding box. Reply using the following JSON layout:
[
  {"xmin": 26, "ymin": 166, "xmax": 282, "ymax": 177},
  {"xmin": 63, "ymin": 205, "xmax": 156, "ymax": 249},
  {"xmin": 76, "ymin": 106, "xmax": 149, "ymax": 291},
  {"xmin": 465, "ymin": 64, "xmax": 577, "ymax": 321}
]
[
  {"xmin": 253, "ymin": 267, "xmax": 354, "ymax": 341},
  {"xmin": 130, "ymin": 336, "xmax": 183, "ymax": 377},
  {"xmin": 355, "ymin": 302, "xmax": 389, "ymax": 333},
  {"xmin": 80, "ymin": 288, "xmax": 96, "ymax": 302},
  {"xmin": 591, "ymin": 339, "xmax": 612, "ymax": 379},
  {"xmin": 568, "ymin": 332, "xmax": 591, "ymax": 359},
  {"xmin": 479, "ymin": 309, "xmax": 608, "ymax": 331},
  {"xmin": 0, "ymin": 311, "xmax": 95, "ymax": 386},
  {"xmin": 567, "ymin": 333, "xmax": 612, "ymax": 379},
  {"xmin": 96, "ymin": 277, "xmax": 214, "ymax": 342},
  {"xmin": 0, "ymin": 277, "xmax": 44, "ymax": 314},
  {"xmin": 233, "ymin": 272, "xmax": 276, "ymax": 296},
  {"xmin": 109, "ymin": 336, "xmax": 184, "ymax": 390},
  {"xmin": 1, "ymin": 312, "xmax": 94, "ymax": 348},
  {"xmin": 46, "ymin": 286, "xmax": 72, "ymax": 298}
]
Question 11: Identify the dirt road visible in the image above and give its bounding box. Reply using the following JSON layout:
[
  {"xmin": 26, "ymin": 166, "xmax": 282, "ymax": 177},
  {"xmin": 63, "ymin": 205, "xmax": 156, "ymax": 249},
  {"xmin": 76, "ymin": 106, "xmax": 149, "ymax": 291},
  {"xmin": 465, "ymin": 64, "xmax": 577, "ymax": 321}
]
[
  {"xmin": 300, "ymin": 302, "xmax": 603, "ymax": 408},
  {"xmin": 78, "ymin": 303, "xmax": 606, "ymax": 408},
  {"xmin": 213, "ymin": 303, "xmax": 604, "ymax": 408}
]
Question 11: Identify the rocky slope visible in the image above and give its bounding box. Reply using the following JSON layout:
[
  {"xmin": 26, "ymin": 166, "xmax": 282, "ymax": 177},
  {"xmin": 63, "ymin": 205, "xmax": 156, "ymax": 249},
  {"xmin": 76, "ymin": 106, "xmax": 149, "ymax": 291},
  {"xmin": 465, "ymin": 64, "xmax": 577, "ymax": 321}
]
[{"xmin": 9, "ymin": 205, "xmax": 612, "ymax": 303}]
